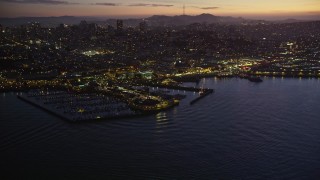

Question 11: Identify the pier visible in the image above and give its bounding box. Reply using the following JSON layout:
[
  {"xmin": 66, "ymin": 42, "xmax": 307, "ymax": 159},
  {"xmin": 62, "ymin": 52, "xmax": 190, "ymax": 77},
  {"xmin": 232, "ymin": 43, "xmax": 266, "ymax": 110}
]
[
  {"xmin": 140, "ymin": 82, "xmax": 207, "ymax": 92},
  {"xmin": 190, "ymin": 89, "xmax": 214, "ymax": 105},
  {"xmin": 138, "ymin": 82, "xmax": 215, "ymax": 105}
]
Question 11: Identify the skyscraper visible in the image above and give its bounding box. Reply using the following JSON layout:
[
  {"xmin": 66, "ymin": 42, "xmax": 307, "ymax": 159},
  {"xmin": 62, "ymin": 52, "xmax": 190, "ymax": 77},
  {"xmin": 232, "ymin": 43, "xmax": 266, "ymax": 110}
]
[
  {"xmin": 116, "ymin": 20, "xmax": 123, "ymax": 31},
  {"xmin": 139, "ymin": 21, "xmax": 147, "ymax": 32}
]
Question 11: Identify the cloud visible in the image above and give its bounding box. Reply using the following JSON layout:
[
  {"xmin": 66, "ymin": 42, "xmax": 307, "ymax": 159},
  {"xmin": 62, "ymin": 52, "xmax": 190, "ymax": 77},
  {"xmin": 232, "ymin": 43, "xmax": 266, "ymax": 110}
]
[
  {"xmin": 193, "ymin": 6, "xmax": 219, "ymax": 10},
  {"xmin": 200, "ymin": 7, "xmax": 219, "ymax": 10},
  {"xmin": 0, "ymin": 0, "xmax": 78, "ymax": 5},
  {"xmin": 0, "ymin": 0, "xmax": 174, "ymax": 7},
  {"xmin": 91, "ymin": 2, "xmax": 119, "ymax": 6},
  {"xmin": 128, "ymin": 3, "xmax": 173, "ymax": 7}
]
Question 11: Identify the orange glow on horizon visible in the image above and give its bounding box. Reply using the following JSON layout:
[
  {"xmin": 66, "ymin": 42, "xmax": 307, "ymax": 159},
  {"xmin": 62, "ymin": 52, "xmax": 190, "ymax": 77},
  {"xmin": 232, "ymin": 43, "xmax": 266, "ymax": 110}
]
[{"xmin": 0, "ymin": 0, "xmax": 319, "ymax": 19}]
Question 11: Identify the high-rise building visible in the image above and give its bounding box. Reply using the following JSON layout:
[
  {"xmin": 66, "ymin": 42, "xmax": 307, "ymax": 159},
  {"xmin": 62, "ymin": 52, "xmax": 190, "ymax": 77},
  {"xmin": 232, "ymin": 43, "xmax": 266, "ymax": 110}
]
[
  {"xmin": 139, "ymin": 21, "xmax": 147, "ymax": 32},
  {"xmin": 117, "ymin": 20, "xmax": 123, "ymax": 31},
  {"xmin": 79, "ymin": 20, "xmax": 88, "ymax": 30}
]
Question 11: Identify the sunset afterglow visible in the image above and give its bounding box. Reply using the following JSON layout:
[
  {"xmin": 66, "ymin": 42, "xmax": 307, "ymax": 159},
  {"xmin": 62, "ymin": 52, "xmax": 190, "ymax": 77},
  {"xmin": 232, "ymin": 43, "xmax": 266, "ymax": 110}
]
[{"xmin": 0, "ymin": 0, "xmax": 320, "ymax": 19}]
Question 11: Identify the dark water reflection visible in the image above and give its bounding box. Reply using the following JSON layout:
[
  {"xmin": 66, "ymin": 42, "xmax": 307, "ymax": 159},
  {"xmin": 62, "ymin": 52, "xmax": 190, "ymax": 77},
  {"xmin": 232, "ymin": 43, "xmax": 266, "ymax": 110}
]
[{"xmin": 1, "ymin": 78, "xmax": 320, "ymax": 179}]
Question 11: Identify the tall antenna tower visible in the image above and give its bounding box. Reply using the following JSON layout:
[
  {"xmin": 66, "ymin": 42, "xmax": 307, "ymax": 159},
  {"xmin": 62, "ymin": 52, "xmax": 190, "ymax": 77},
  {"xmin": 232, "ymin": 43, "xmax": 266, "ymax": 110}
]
[{"xmin": 183, "ymin": 4, "xmax": 185, "ymax": 15}]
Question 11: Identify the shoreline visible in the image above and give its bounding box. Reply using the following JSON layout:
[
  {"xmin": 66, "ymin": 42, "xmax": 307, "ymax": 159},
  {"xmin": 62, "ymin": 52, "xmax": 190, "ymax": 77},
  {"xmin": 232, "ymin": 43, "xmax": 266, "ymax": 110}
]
[{"xmin": 1, "ymin": 75, "xmax": 319, "ymax": 93}]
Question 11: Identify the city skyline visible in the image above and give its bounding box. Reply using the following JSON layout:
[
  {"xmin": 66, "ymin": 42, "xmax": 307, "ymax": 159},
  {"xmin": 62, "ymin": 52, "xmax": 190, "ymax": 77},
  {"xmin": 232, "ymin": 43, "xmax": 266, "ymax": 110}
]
[
  {"xmin": 1, "ymin": 0, "xmax": 320, "ymax": 179},
  {"xmin": 0, "ymin": 0, "xmax": 320, "ymax": 20}
]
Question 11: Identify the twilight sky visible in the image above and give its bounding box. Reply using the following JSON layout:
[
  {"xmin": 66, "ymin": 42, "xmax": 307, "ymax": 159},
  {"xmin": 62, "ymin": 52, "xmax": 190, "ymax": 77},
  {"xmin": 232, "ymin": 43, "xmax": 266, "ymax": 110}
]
[{"xmin": 0, "ymin": 0, "xmax": 320, "ymax": 19}]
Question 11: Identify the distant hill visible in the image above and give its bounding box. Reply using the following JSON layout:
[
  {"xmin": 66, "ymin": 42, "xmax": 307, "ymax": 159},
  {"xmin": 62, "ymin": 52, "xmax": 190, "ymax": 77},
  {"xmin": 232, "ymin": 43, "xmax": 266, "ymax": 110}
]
[
  {"xmin": 0, "ymin": 14, "xmax": 311, "ymax": 27},
  {"xmin": 145, "ymin": 13, "xmax": 258, "ymax": 26}
]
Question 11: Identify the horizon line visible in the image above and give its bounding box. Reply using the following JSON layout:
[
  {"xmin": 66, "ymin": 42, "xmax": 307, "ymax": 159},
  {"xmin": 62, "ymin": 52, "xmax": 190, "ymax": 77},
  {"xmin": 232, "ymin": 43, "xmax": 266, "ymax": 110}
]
[{"xmin": 0, "ymin": 13, "xmax": 320, "ymax": 21}]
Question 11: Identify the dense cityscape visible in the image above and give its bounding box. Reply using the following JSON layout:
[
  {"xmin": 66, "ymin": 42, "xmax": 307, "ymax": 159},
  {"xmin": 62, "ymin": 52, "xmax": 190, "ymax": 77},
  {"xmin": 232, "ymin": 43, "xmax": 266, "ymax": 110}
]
[{"xmin": 1, "ymin": 16, "xmax": 320, "ymax": 120}]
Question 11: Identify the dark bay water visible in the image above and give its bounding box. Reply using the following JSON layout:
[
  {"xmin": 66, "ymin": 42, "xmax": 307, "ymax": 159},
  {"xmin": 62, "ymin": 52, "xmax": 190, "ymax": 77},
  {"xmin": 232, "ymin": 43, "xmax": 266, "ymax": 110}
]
[{"xmin": 1, "ymin": 77, "xmax": 320, "ymax": 179}]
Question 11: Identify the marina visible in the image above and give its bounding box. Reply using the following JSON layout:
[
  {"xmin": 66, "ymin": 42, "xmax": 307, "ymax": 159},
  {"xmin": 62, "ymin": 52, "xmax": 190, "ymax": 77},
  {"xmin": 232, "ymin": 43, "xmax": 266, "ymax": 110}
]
[
  {"xmin": 17, "ymin": 85, "xmax": 215, "ymax": 122},
  {"xmin": 17, "ymin": 90, "xmax": 137, "ymax": 122}
]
